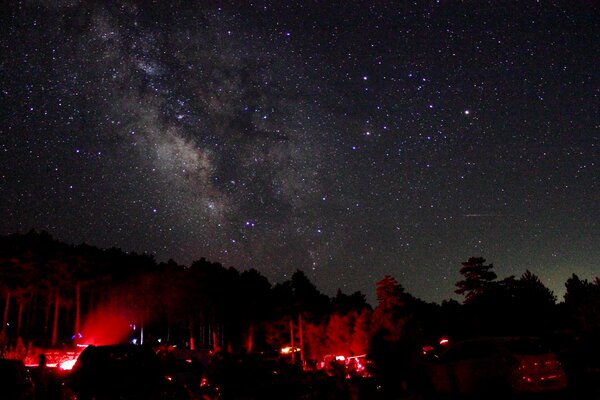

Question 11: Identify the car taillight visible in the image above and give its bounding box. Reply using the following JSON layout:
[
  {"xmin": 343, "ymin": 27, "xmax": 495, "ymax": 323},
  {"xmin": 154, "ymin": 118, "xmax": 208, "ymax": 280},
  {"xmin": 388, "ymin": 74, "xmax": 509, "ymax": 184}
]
[
  {"xmin": 518, "ymin": 357, "xmax": 562, "ymax": 374},
  {"xmin": 512, "ymin": 354, "xmax": 567, "ymax": 392}
]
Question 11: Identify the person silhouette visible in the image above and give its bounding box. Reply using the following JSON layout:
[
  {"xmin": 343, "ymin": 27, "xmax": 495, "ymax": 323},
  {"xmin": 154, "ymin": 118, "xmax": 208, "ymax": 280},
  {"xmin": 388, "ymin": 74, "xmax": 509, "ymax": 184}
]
[{"xmin": 34, "ymin": 353, "xmax": 49, "ymax": 400}]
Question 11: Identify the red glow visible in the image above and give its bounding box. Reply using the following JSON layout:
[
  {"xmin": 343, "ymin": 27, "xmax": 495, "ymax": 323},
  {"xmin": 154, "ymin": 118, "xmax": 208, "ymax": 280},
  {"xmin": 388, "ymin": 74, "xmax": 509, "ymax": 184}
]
[
  {"xmin": 25, "ymin": 350, "xmax": 83, "ymax": 370},
  {"xmin": 513, "ymin": 355, "xmax": 567, "ymax": 392},
  {"xmin": 320, "ymin": 354, "xmax": 370, "ymax": 378},
  {"xmin": 80, "ymin": 305, "xmax": 133, "ymax": 345},
  {"xmin": 422, "ymin": 345, "xmax": 435, "ymax": 355},
  {"xmin": 439, "ymin": 337, "xmax": 450, "ymax": 346}
]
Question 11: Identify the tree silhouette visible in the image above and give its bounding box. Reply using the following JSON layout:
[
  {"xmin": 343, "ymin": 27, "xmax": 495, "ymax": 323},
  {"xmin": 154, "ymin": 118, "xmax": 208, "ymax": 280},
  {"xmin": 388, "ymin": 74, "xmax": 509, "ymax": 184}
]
[
  {"xmin": 0, "ymin": 257, "xmax": 36, "ymax": 341},
  {"xmin": 332, "ymin": 289, "xmax": 370, "ymax": 315},
  {"xmin": 369, "ymin": 276, "xmax": 414, "ymax": 398},
  {"xmin": 350, "ymin": 308, "xmax": 371, "ymax": 356},
  {"xmin": 43, "ymin": 258, "xmax": 75, "ymax": 347},
  {"xmin": 510, "ymin": 270, "xmax": 557, "ymax": 334},
  {"xmin": 289, "ymin": 270, "xmax": 330, "ymax": 319},
  {"xmin": 157, "ymin": 259, "xmax": 189, "ymax": 345},
  {"xmin": 455, "ymin": 257, "xmax": 497, "ymax": 303},
  {"xmin": 564, "ymin": 274, "xmax": 600, "ymax": 335},
  {"xmin": 0, "ymin": 227, "xmax": 593, "ymax": 388},
  {"xmin": 370, "ymin": 275, "xmax": 410, "ymax": 340},
  {"xmin": 517, "ymin": 270, "xmax": 556, "ymax": 306},
  {"xmin": 237, "ymin": 268, "xmax": 271, "ymax": 353}
]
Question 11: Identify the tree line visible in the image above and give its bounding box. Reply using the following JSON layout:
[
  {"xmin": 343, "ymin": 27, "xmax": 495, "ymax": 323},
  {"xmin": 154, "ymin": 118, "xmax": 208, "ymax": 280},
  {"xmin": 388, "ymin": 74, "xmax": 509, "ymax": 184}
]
[{"xmin": 0, "ymin": 231, "xmax": 598, "ymax": 368}]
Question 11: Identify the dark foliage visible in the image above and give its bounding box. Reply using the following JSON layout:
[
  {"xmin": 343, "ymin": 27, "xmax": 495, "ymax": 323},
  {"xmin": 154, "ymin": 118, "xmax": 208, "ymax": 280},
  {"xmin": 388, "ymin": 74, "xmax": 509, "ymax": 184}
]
[{"xmin": 0, "ymin": 231, "xmax": 598, "ymax": 400}]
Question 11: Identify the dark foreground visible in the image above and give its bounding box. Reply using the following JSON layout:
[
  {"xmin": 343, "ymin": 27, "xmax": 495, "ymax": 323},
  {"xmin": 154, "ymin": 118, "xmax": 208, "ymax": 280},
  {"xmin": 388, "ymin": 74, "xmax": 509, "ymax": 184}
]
[
  {"xmin": 2, "ymin": 340, "xmax": 598, "ymax": 400},
  {"xmin": 3, "ymin": 363, "xmax": 597, "ymax": 400}
]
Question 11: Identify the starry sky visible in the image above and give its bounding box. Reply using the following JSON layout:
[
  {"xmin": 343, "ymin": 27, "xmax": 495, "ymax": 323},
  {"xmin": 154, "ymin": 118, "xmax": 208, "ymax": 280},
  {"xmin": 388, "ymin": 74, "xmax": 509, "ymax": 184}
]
[{"xmin": 1, "ymin": 1, "xmax": 598, "ymax": 304}]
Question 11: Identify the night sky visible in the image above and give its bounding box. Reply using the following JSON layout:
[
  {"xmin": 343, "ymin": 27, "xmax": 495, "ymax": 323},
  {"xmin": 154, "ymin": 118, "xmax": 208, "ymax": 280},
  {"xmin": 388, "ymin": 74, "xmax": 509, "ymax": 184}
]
[{"xmin": 1, "ymin": 1, "xmax": 598, "ymax": 304}]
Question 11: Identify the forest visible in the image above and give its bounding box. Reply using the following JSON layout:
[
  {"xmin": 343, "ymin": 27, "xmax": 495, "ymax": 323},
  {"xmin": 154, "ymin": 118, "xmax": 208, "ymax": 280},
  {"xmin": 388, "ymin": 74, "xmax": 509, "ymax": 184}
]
[{"xmin": 0, "ymin": 230, "xmax": 599, "ymax": 373}]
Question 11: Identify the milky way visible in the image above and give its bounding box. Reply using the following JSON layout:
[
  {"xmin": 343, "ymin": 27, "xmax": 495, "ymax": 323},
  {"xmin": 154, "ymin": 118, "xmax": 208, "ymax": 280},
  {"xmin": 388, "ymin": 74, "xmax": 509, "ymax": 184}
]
[{"xmin": 1, "ymin": 1, "xmax": 598, "ymax": 303}]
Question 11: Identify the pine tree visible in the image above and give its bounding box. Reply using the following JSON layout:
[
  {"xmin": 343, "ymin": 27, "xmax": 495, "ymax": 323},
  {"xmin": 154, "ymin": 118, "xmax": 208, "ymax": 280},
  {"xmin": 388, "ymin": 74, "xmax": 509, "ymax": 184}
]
[
  {"xmin": 371, "ymin": 275, "xmax": 408, "ymax": 341},
  {"xmin": 455, "ymin": 257, "xmax": 497, "ymax": 303}
]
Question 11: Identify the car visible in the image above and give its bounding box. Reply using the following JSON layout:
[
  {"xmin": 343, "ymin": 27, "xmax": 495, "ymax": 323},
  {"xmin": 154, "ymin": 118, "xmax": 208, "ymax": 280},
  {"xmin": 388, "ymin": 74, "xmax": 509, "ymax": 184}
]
[
  {"xmin": 198, "ymin": 352, "xmax": 308, "ymax": 400},
  {"xmin": 425, "ymin": 337, "xmax": 568, "ymax": 397},
  {"xmin": 0, "ymin": 358, "xmax": 34, "ymax": 400},
  {"xmin": 64, "ymin": 344, "xmax": 192, "ymax": 400}
]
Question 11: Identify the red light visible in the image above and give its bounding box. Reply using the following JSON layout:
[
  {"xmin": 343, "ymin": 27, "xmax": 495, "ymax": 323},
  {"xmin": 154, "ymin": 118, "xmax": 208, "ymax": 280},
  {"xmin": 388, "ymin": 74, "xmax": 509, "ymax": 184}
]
[
  {"xmin": 439, "ymin": 337, "xmax": 449, "ymax": 346},
  {"xmin": 422, "ymin": 345, "xmax": 435, "ymax": 355},
  {"xmin": 29, "ymin": 350, "xmax": 83, "ymax": 370},
  {"xmin": 335, "ymin": 355, "xmax": 345, "ymax": 361},
  {"xmin": 79, "ymin": 306, "xmax": 133, "ymax": 345}
]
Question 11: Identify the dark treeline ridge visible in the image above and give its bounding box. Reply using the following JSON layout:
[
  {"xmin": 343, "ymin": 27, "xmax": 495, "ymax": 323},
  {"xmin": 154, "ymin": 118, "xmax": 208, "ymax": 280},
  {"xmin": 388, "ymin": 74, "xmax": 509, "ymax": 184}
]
[{"xmin": 0, "ymin": 231, "xmax": 599, "ymax": 371}]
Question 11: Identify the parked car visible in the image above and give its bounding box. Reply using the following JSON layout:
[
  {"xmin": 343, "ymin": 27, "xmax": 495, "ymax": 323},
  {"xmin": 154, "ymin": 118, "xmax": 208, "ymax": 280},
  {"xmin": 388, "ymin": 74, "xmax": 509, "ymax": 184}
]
[
  {"xmin": 425, "ymin": 337, "xmax": 567, "ymax": 396},
  {"xmin": 0, "ymin": 358, "xmax": 34, "ymax": 400},
  {"xmin": 64, "ymin": 344, "xmax": 192, "ymax": 400},
  {"xmin": 199, "ymin": 352, "xmax": 307, "ymax": 400}
]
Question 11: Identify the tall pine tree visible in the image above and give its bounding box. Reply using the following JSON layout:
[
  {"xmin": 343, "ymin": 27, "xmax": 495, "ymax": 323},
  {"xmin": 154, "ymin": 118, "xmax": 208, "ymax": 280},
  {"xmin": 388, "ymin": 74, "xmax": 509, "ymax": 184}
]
[{"xmin": 455, "ymin": 257, "xmax": 497, "ymax": 303}]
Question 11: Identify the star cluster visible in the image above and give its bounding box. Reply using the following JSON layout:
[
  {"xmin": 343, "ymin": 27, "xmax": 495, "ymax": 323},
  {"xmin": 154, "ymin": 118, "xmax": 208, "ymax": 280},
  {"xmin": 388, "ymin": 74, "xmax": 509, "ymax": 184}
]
[{"xmin": 1, "ymin": 1, "xmax": 598, "ymax": 303}]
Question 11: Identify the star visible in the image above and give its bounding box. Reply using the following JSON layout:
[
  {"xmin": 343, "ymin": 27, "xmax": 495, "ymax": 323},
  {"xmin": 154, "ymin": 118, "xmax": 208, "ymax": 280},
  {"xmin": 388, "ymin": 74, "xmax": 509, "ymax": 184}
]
[{"xmin": 1, "ymin": 0, "xmax": 597, "ymax": 304}]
